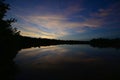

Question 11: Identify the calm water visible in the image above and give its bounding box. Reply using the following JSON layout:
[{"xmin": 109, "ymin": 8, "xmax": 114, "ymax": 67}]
[{"xmin": 14, "ymin": 45, "xmax": 120, "ymax": 80}]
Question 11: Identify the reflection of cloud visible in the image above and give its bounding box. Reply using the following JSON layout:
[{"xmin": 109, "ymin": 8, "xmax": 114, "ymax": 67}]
[
  {"xmin": 17, "ymin": 45, "xmax": 68, "ymax": 60},
  {"xmin": 15, "ymin": 45, "xmax": 102, "ymax": 69}
]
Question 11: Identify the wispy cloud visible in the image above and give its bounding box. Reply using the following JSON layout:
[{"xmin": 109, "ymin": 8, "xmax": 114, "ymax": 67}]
[
  {"xmin": 14, "ymin": 5, "xmax": 86, "ymax": 38},
  {"xmin": 91, "ymin": 8, "xmax": 112, "ymax": 17},
  {"xmin": 13, "ymin": 1, "xmax": 120, "ymax": 39},
  {"xmin": 18, "ymin": 13, "xmax": 102, "ymax": 38},
  {"xmin": 63, "ymin": 4, "xmax": 84, "ymax": 16},
  {"xmin": 20, "ymin": 26, "xmax": 60, "ymax": 38},
  {"xmin": 90, "ymin": 2, "xmax": 120, "ymax": 25}
]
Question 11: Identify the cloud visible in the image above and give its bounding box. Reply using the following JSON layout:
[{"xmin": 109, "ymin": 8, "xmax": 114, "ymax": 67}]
[
  {"xmin": 21, "ymin": 30, "xmax": 58, "ymax": 39},
  {"xmin": 63, "ymin": 4, "xmax": 84, "ymax": 16},
  {"xmin": 91, "ymin": 8, "xmax": 112, "ymax": 17},
  {"xmin": 19, "ymin": 25, "xmax": 66, "ymax": 38},
  {"xmin": 19, "ymin": 13, "xmax": 103, "ymax": 38},
  {"xmin": 15, "ymin": 3, "xmax": 114, "ymax": 39},
  {"xmin": 90, "ymin": 2, "xmax": 120, "ymax": 26}
]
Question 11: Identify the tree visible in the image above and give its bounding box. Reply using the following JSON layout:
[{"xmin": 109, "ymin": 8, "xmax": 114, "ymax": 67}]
[{"xmin": 0, "ymin": 0, "xmax": 20, "ymax": 38}]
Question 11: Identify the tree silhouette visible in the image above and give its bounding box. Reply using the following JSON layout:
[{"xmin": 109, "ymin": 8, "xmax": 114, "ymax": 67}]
[{"xmin": 0, "ymin": 0, "xmax": 20, "ymax": 40}]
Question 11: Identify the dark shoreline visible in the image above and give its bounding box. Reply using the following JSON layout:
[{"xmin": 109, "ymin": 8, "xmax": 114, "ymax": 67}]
[{"xmin": 1, "ymin": 36, "xmax": 120, "ymax": 49}]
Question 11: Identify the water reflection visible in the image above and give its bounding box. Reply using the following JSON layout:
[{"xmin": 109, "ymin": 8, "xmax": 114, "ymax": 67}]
[
  {"xmin": 0, "ymin": 45, "xmax": 20, "ymax": 80},
  {"xmin": 14, "ymin": 45, "xmax": 120, "ymax": 80}
]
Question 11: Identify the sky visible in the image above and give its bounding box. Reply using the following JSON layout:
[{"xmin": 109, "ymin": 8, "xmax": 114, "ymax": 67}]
[{"xmin": 5, "ymin": 0, "xmax": 120, "ymax": 40}]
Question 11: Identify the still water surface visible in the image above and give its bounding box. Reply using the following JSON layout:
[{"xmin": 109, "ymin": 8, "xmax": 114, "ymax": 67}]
[{"xmin": 14, "ymin": 45, "xmax": 120, "ymax": 80}]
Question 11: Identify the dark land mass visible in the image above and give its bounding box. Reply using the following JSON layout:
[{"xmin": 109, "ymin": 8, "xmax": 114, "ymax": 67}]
[{"xmin": 1, "ymin": 35, "xmax": 120, "ymax": 49}]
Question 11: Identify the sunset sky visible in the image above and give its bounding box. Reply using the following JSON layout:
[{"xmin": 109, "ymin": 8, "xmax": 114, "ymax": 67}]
[{"xmin": 5, "ymin": 0, "xmax": 120, "ymax": 40}]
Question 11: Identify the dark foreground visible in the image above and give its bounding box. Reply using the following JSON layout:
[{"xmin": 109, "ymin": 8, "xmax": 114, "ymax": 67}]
[{"xmin": 0, "ymin": 38, "xmax": 120, "ymax": 80}]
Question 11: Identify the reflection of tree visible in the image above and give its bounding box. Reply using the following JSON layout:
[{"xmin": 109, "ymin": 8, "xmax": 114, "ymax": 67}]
[{"xmin": 0, "ymin": 46, "xmax": 20, "ymax": 80}]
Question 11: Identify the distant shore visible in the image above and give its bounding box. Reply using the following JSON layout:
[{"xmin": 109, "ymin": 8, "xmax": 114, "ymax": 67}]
[{"xmin": 1, "ymin": 35, "xmax": 120, "ymax": 49}]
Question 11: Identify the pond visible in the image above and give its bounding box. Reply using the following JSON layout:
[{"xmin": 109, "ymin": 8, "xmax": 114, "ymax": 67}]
[{"xmin": 14, "ymin": 45, "xmax": 120, "ymax": 80}]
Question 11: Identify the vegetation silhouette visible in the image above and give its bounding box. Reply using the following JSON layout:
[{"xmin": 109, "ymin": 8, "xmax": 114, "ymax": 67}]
[{"xmin": 90, "ymin": 38, "xmax": 120, "ymax": 49}]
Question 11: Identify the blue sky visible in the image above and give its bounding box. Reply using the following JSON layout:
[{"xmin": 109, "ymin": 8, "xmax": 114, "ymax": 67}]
[{"xmin": 5, "ymin": 0, "xmax": 120, "ymax": 40}]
